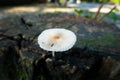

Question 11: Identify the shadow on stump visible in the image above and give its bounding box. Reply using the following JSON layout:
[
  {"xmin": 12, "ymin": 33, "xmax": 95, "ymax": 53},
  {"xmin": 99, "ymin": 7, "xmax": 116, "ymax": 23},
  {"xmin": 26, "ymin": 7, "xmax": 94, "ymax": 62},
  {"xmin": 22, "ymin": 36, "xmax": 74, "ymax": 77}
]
[{"xmin": 0, "ymin": 45, "xmax": 120, "ymax": 80}]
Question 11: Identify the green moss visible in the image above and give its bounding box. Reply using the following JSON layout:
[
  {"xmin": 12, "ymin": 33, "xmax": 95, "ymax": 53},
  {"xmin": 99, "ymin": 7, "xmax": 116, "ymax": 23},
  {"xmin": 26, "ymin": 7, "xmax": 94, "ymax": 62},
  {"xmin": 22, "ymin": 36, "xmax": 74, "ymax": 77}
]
[
  {"xmin": 76, "ymin": 33, "xmax": 120, "ymax": 50},
  {"xmin": 17, "ymin": 67, "xmax": 28, "ymax": 80},
  {"xmin": 37, "ymin": 75, "xmax": 46, "ymax": 80}
]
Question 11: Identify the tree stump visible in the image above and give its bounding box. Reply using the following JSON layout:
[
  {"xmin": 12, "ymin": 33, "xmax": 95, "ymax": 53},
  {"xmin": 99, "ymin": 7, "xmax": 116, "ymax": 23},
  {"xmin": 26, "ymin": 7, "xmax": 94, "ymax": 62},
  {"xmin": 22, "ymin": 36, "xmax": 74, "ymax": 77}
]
[{"xmin": 0, "ymin": 13, "xmax": 120, "ymax": 80}]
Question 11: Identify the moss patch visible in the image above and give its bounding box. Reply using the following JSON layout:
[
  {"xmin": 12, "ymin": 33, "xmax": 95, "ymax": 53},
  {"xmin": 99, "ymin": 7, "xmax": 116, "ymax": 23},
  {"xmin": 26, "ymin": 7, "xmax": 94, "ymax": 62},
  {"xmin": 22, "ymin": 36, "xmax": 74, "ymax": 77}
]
[{"xmin": 76, "ymin": 33, "xmax": 120, "ymax": 52}]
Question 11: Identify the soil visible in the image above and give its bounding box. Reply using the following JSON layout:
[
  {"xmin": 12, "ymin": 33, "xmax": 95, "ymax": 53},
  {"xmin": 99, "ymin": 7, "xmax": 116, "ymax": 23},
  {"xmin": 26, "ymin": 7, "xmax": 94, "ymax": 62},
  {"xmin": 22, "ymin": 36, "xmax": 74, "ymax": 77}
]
[{"xmin": 0, "ymin": 13, "xmax": 120, "ymax": 80}]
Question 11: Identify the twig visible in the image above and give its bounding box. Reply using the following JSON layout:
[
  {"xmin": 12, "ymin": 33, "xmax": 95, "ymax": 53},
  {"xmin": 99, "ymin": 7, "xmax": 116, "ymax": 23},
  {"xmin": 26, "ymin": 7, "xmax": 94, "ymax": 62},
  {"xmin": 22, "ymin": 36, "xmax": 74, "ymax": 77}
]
[
  {"xmin": 93, "ymin": 4, "xmax": 104, "ymax": 20},
  {"xmin": 98, "ymin": 6, "xmax": 116, "ymax": 21}
]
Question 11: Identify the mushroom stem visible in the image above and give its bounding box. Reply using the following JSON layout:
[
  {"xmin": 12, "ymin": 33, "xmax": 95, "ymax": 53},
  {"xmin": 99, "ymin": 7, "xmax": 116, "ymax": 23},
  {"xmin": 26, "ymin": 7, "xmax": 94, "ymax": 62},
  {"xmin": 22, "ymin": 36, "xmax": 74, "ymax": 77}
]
[{"xmin": 52, "ymin": 51, "xmax": 56, "ymax": 61}]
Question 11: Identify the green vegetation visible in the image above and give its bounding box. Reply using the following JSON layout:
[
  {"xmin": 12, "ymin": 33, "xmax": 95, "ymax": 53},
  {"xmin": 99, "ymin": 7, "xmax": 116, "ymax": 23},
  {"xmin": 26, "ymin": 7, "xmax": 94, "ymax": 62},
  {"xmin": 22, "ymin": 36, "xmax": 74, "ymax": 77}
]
[
  {"xmin": 107, "ymin": 8, "xmax": 120, "ymax": 21},
  {"xmin": 108, "ymin": 12, "xmax": 117, "ymax": 21},
  {"xmin": 110, "ymin": 0, "xmax": 120, "ymax": 4},
  {"xmin": 74, "ymin": 9, "xmax": 83, "ymax": 16},
  {"xmin": 81, "ymin": 0, "xmax": 120, "ymax": 3},
  {"xmin": 17, "ymin": 66, "xmax": 28, "ymax": 80},
  {"xmin": 74, "ymin": 8, "xmax": 119, "ymax": 22},
  {"xmin": 60, "ymin": 0, "xmax": 65, "ymax": 3},
  {"xmin": 37, "ymin": 75, "xmax": 46, "ymax": 80},
  {"xmin": 74, "ymin": 8, "xmax": 94, "ymax": 18}
]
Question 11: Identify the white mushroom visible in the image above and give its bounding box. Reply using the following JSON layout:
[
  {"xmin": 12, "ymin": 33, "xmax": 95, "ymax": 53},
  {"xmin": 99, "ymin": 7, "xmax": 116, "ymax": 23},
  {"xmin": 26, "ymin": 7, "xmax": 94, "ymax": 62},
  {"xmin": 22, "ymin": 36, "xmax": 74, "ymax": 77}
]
[{"xmin": 38, "ymin": 28, "xmax": 77, "ymax": 59}]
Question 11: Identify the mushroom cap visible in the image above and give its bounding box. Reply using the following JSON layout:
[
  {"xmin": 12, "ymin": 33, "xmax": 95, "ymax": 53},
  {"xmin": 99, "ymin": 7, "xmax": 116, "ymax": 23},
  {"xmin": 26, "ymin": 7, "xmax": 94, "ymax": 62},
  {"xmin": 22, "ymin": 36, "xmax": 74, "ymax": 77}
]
[{"xmin": 38, "ymin": 28, "xmax": 77, "ymax": 52}]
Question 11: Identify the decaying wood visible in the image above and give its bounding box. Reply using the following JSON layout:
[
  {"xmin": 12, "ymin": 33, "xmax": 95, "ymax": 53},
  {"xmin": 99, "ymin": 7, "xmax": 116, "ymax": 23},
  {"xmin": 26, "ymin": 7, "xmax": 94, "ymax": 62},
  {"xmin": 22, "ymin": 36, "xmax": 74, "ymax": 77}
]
[
  {"xmin": 0, "ymin": 13, "xmax": 120, "ymax": 80},
  {"xmin": 0, "ymin": 45, "xmax": 120, "ymax": 80}
]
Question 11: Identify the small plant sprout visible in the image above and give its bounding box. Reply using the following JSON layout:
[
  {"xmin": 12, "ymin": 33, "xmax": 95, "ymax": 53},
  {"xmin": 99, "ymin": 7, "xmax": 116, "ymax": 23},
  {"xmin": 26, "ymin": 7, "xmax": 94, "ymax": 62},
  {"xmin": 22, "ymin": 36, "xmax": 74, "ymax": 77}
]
[{"xmin": 38, "ymin": 28, "xmax": 77, "ymax": 60}]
